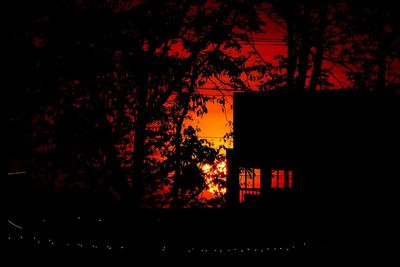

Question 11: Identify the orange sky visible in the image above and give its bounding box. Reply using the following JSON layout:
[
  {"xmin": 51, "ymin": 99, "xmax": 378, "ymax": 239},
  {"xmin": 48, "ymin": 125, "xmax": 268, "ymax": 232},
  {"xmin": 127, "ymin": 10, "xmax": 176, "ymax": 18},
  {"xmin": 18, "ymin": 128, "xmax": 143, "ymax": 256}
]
[
  {"xmin": 194, "ymin": 96, "xmax": 233, "ymax": 149},
  {"xmin": 194, "ymin": 16, "xmax": 287, "ymax": 152},
  {"xmin": 194, "ymin": 15, "xmax": 352, "ymax": 150}
]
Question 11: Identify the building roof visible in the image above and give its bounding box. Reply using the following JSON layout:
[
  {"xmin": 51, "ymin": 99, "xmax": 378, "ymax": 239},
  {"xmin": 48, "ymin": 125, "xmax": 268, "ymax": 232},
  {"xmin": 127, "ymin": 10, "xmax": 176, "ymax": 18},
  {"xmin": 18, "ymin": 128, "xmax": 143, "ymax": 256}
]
[{"xmin": 233, "ymin": 90, "xmax": 399, "ymax": 164}]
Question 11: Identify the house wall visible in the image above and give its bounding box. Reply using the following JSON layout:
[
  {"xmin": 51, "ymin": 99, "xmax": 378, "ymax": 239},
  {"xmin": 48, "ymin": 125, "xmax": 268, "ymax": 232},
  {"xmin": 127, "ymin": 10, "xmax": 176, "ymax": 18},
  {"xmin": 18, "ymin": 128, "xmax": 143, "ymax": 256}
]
[{"xmin": 228, "ymin": 91, "xmax": 400, "ymax": 213}]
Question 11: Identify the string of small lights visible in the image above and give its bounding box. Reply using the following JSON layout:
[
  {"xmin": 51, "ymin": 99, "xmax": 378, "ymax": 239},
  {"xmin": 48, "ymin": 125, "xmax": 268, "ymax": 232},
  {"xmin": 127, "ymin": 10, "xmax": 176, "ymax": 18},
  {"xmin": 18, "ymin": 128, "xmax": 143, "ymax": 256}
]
[
  {"xmin": 8, "ymin": 218, "xmax": 325, "ymax": 256},
  {"xmin": 8, "ymin": 233, "xmax": 127, "ymax": 253},
  {"xmin": 185, "ymin": 242, "xmax": 310, "ymax": 255}
]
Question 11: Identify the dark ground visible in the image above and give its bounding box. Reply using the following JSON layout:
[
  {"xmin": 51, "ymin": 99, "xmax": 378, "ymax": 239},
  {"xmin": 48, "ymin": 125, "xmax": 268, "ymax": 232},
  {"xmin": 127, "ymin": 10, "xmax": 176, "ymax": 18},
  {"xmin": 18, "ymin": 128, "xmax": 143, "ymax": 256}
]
[{"xmin": 6, "ymin": 173, "xmax": 395, "ymax": 263}]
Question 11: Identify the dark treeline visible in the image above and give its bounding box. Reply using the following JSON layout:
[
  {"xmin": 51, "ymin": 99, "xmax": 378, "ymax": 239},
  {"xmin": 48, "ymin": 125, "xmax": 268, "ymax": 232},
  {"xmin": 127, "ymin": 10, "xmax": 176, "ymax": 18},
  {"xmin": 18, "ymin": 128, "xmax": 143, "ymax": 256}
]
[
  {"xmin": 8, "ymin": 0, "xmax": 265, "ymax": 209},
  {"xmin": 260, "ymin": 0, "xmax": 400, "ymax": 92},
  {"xmin": 7, "ymin": 0, "xmax": 400, "ymax": 209}
]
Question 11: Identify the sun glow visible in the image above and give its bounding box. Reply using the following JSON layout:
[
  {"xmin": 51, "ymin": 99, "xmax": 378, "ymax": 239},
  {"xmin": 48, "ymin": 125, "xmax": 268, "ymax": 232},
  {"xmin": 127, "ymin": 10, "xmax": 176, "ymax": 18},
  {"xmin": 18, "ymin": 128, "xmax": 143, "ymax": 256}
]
[{"xmin": 201, "ymin": 160, "xmax": 227, "ymax": 195}]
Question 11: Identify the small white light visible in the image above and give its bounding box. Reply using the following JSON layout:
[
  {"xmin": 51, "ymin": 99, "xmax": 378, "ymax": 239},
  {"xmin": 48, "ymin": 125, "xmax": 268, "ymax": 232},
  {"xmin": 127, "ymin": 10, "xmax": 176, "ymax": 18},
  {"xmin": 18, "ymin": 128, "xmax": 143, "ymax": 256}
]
[
  {"xmin": 120, "ymin": 246, "xmax": 124, "ymax": 249},
  {"xmin": 98, "ymin": 218, "xmax": 102, "ymax": 222},
  {"xmin": 8, "ymin": 237, "xmax": 11, "ymax": 240},
  {"xmin": 42, "ymin": 219, "xmax": 46, "ymax": 223},
  {"xmin": 227, "ymin": 249, "xmax": 230, "ymax": 252},
  {"xmin": 77, "ymin": 217, "xmax": 81, "ymax": 220},
  {"xmin": 66, "ymin": 243, "xmax": 70, "ymax": 246},
  {"xmin": 286, "ymin": 248, "xmax": 290, "ymax": 251},
  {"xmin": 261, "ymin": 249, "xmax": 264, "ymax": 253},
  {"xmin": 20, "ymin": 236, "xmax": 23, "ymax": 239},
  {"xmin": 274, "ymin": 248, "xmax": 276, "ymax": 251},
  {"xmin": 255, "ymin": 249, "xmax": 257, "ymax": 252},
  {"xmin": 241, "ymin": 250, "xmax": 243, "ymax": 253}
]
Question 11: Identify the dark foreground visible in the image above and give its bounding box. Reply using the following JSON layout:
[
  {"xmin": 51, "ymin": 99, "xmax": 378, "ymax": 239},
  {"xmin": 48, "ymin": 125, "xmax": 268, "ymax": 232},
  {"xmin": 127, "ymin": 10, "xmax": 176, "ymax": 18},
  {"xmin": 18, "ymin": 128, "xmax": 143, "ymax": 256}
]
[
  {"xmin": 6, "ymin": 176, "xmax": 396, "ymax": 263},
  {"xmin": 7, "ymin": 206, "xmax": 394, "ymax": 263}
]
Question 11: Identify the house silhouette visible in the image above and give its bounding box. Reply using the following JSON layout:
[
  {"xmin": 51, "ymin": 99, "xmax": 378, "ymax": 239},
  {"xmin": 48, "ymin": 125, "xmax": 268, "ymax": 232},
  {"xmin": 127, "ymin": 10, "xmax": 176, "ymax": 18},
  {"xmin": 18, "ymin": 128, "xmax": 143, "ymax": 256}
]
[{"xmin": 226, "ymin": 90, "xmax": 399, "ymax": 217}]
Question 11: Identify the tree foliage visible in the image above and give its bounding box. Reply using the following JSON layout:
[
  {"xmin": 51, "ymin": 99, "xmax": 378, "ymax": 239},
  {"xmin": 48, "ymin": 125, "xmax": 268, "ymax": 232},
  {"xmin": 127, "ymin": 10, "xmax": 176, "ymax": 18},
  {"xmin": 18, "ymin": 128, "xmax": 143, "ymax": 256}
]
[
  {"xmin": 256, "ymin": 0, "xmax": 400, "ymax": 92},
  {"xmin": 8, "ymin": 0, "xmax": 265, "ymax": 208}
]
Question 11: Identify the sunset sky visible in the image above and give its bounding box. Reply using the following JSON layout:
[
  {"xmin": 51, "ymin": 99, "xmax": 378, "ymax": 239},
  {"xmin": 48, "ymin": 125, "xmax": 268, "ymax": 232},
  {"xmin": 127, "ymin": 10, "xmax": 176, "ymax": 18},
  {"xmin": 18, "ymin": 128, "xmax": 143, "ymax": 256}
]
[
  {"xmin": 8, "ymin": 0, "xmax": 398, "ymax": 208},
  {"xmin": 194, "ymin": 17, "xmax": 287, "ymax": 150},
  {"xmin": 194, "ymin": 15, "xmax": 354, "ymax": 150}
]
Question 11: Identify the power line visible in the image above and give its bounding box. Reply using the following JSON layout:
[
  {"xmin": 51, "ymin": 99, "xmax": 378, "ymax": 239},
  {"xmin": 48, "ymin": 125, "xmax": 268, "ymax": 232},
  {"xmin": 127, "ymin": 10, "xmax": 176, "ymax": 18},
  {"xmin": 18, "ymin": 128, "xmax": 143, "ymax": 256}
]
[
  {"xmin": 198, "ymin": 136, "xmax": 232, "ymax": 139},
  {"xmin": 197, "ymin": 87, "xmax": 262, "ymax": 92},
  {"xmin": 244, "ymin": 43, "xmax": 286, "ymax": 46},
  {"xmin": 197, "ymin": 87, "xmax": 241, "ymax": 92},
  {"xmin": 169, "ymin": 38, "xmax": 286, "ymax": 46},
  {"xmin": 200, "ymin": 94, "xmax": 234, "ymax": 97},
  {"xmin": 171, "ymin": 37, "xmax": 284, "ymax": 42}
]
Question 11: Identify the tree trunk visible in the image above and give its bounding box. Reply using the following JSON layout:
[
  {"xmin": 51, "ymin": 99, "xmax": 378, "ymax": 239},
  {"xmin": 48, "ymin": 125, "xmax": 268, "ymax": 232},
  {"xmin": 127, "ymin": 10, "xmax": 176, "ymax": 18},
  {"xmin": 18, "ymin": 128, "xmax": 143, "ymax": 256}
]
[
  {"xmin": 309, "ymin": 2, "xmax": 328, "ymax": 91},
  {"xmin": 170, "ymin": 76, "xmax": 197, "ymax": 208},
  {"xmin": 295, "ymin": 0, "xmax": 311, "ymax": 92},
  {"xmin": 170, "ymin": 44, "xmax": 217, "ymax": 207},
  {"xmin": 286, "ymin": 9, "xmax": 296, "ymax": 92}
]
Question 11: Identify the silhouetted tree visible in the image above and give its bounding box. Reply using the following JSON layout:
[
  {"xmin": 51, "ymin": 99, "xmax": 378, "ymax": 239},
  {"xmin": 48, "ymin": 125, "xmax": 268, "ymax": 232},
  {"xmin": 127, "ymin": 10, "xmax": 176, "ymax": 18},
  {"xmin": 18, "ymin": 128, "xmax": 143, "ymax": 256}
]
[
  {"xmin": 329, "ymin": 0, "xmax": 400, "ymax": 93},
  {"xmin": 255, "ymin": 0, "xmax": 399, "ymax": 92},
  {"xmin": 8, "ymin": 0, "xmax": 130, "ymax": 206},
  {"xmin": 109, "ymin": 0, "xmax": 265, "ymax": 207},
  {"xmin": 8, "ymin": 0, "xmax": 265, "ymax": 208},
  {"xmin": 259, "ymin": 0, "xmax": 335, "ymax": 91}
]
